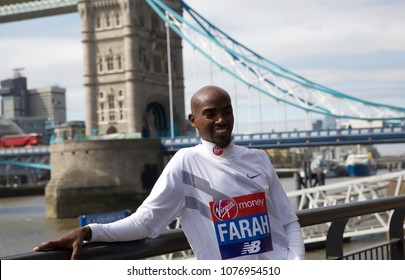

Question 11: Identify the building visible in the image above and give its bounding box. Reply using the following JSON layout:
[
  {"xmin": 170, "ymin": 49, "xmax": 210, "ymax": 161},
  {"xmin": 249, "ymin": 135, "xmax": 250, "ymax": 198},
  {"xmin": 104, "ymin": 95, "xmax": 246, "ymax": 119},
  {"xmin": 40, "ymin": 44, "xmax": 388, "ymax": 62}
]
[
  {"xmin": 0, "ymin": 69, "xmax": 29, "ymax": 119},
  {"xmin": 28, "ymin": 86, "xmax": 66, "ymax": 123},
  {"xmin": 78, "ymin": 0, "xmax": 186, "ymax": 137},
  {"xmin": 0, "ymin": 69, "xmax": 67, "ymax": 143},
  {"xmin": 53, "ymin": 121, "xmax": 86, "ymax": 142}
]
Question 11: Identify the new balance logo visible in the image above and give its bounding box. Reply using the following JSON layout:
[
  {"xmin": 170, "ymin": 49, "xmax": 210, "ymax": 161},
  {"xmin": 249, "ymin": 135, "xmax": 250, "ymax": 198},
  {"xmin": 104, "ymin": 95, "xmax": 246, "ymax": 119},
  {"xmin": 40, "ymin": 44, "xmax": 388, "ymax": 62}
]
[{"xmin": 241, "ymin": 240, "xmax": 261, "ymax": 255}]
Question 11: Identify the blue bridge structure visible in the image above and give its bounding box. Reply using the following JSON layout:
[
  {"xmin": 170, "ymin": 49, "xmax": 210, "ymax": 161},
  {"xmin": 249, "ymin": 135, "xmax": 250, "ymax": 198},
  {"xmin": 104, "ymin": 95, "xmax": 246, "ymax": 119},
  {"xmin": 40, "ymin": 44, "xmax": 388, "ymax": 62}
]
[
  {"xmin": 1, "ymin": 125, "xmax": 404, "ymax": 169},
  {"xmin": 161, "ymin": 125, "xmax": 405, "ymax": 152},
  {"xmin": 0, "ymin": 145, "xmax": 50, "ymax": 170}
]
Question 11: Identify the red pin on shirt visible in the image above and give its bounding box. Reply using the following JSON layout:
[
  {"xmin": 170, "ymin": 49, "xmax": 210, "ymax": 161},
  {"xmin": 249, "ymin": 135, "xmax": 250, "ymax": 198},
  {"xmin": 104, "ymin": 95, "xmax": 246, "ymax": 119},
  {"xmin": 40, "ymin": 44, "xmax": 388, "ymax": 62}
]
[{"xmin": 213, "ymin": 146, "xmax": 223, "ymax": 156}]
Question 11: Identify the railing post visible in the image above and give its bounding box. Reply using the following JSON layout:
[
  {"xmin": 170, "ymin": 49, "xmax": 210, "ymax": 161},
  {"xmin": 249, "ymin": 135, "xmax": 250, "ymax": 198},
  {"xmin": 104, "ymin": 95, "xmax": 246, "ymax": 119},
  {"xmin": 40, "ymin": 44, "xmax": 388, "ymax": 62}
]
[
  {"xmin": 325, "ymin": 218, "xmax": 348, "ymax": 260},
  {"xmin": 389, "ymin": 208, "xmax": 405, "ymax": 260}
]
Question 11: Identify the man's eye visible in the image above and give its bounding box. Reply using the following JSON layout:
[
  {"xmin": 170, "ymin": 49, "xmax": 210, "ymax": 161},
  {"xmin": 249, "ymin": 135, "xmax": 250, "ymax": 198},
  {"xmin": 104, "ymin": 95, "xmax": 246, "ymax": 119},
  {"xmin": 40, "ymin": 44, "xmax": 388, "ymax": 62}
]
[
  {"xmin": 204, "ymin": 113, "xmax": 214, "ymax": 118},
  {"xmin": 203, "ymin": 111, "xmax": 215, "ymax": 118}
]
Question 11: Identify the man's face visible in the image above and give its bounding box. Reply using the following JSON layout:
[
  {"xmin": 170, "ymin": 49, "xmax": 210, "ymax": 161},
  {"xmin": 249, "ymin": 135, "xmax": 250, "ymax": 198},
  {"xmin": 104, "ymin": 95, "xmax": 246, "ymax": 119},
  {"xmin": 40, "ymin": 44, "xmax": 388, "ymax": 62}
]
[{"xmin": 188, "ymin": 88, "xmax": 234, "ymax": 148}]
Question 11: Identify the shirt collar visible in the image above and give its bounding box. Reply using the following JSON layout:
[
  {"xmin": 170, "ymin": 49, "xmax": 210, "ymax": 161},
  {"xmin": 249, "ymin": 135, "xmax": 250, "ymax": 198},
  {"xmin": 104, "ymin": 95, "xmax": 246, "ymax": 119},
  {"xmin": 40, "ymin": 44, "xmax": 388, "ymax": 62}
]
[{"xmin": 200, "ymin": 138, "xmax": 236, "ymax": 158}]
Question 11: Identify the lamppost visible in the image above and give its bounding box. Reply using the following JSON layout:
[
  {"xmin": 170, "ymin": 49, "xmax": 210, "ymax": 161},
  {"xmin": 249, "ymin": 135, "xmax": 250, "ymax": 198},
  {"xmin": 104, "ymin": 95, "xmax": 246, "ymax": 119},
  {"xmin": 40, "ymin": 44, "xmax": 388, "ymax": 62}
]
[
  {"xmin": 6, "ymin": 164, "xmax": 10, "ymax": 188},
  {"xmin": 165, "ymin": 11, "xmax": 174, "ymax": 139}
]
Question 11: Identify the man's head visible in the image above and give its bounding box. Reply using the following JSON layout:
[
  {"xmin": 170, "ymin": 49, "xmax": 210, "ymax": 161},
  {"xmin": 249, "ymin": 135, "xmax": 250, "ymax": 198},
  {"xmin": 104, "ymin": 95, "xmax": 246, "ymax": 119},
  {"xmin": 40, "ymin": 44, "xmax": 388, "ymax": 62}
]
[{"xmin": 188, "ymin": 85, "xmax": 234, "ymax": 148}]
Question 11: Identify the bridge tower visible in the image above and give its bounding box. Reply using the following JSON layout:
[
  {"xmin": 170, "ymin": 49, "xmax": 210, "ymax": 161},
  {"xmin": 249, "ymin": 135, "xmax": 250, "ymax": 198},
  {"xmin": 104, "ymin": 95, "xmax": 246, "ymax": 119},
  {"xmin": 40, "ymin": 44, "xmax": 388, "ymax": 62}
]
[
  {"xmin": 45, "ymin": 0, "xmax": 186, "ymax": 218},
  {"xmin": 77, "ymin": 0, "xmax": 186, "ymax": 137}
]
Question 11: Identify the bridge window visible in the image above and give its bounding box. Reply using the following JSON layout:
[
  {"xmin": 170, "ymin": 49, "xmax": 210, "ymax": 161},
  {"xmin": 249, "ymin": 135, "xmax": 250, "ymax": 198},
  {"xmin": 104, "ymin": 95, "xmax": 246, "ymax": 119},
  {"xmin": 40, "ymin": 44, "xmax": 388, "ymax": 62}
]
[
  {"xmin": 100, "ymin": 103, "xmax": 104, "ymax": 110},
  {"xmin": 153, "ymin": 54, "xmax": 162, "ymax": 73},
  {"xmin": 106, "ymin": 14, "xmax": 110, "ymax": 27},
  {"xmin": 118, "ymin": 90, "xmax": 123, "ymax": 97},
  {"xmin": 139, "ymin": 48, "xmax": 150, "ymax": 71},
  {"xmin": 96, "ymin": 16, "xmax": 101, "ymax": 29},
  {"xmin": 116, "ymin": 14, "xmax": 121, "ymax": 26},
  {"xmin": 108, "ymin": 95, "xmax": 115, "ymax": 109},
  {"xmin": 109, "ymin": 113, "xmax": 115, "ymax": 121},
  {"xmin": 120, "ymin": 110, "xmax": 124, "ymax": 120},
  {"xmin": 107, "ymin": 56, "xmax": 114, "ymax": 71},
  {"xmin": 116, "ymin": 55, "xmax": 122, "ymax": 70},
  {"xmin": 99, "ymin": 92, "xmax": 104, "ymax": 99},
  {"xmin": 98, "ymin": 58, "xmax": 103, "ymax": 72}
]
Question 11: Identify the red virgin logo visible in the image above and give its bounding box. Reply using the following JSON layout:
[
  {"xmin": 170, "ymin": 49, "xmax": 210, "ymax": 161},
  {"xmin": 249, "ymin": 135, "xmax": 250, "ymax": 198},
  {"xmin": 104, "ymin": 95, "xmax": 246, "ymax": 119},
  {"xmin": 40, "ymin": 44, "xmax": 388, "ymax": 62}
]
[
  {"xmin": 213, "ymin": 198, "xmax": 238, "ymax": 221},
  {"xmin": 213, "ymin": 146, "xmax": 223, "ymax": 156}
]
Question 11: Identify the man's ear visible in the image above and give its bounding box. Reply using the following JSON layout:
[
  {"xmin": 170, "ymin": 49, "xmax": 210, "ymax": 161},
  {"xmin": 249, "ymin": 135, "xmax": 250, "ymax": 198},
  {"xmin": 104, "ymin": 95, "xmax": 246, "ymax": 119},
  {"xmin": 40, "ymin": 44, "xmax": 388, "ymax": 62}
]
[{"xmin": 188, "ymin": 114, "xmax": 196, "ymax": 127}]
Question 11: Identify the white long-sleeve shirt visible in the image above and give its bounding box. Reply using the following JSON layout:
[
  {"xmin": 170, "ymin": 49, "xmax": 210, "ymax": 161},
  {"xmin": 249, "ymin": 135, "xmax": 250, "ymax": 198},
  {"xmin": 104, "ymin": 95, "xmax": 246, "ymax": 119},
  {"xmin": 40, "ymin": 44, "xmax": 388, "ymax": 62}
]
[{"xmin": 89, "ymin": 139, "xmax": 305, "ymax": 260}]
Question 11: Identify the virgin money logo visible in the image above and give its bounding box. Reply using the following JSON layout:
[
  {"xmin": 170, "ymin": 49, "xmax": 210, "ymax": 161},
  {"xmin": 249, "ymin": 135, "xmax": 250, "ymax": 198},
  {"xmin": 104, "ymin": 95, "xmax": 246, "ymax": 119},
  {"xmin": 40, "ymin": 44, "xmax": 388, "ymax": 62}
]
[
  {"xmin": 212, "ymin": 146, "xmax": 223, "ymax": 156},
  {"xmin": 213, "ymin": 198, "xmax": 238, "ymax": 221}
]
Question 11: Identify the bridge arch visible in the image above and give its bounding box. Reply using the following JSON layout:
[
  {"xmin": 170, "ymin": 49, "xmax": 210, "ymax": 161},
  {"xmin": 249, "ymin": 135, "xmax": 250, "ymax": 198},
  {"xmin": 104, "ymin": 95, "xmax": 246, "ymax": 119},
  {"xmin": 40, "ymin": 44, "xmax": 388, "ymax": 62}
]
[
  {"xmin": 143, "ymin": 102, "xmax": 169, "ymax": 138},
  {"xmin": 106, "ymin": 126, "xmax": 117, "ymax": 134}
]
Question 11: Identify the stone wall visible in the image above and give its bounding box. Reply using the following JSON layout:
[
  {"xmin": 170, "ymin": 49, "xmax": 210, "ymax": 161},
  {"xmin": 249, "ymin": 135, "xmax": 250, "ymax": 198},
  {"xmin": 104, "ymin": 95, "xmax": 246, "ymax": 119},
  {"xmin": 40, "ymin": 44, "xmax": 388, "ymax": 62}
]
[{"xmin": 45, "ymin": 138, "xmax": 162, "ymax": 218}]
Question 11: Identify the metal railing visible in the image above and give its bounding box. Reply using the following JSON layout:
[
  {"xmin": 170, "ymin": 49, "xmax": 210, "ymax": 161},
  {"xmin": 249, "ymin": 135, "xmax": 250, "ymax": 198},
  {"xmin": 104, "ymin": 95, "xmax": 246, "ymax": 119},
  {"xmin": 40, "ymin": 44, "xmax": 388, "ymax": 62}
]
[
  {"xmin": 289, "ymin": 170, "xmax": 405, "ymax": 245},
  {"xmin": 2, "ymin": 195, "xmax": 405, "ymax": 260},
  {"xmin": 303, "ymin": 195, "xmax": 405, "ymax": 260}
]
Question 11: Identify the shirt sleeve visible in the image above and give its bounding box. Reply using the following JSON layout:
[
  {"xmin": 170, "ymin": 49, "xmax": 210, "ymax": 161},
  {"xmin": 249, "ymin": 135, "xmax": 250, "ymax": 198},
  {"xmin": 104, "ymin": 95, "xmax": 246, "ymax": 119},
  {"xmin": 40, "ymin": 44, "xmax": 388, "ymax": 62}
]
[
  {"xmin": 260, "ymin": 150, "xmax": 298, "ymax": 225},
  {"xmin": 89, "ymin": 149, "xmax": 187, "ymax": 241},
  {"xmin": 133, "ymin": 161, "xmax": 186, "ymax": 238},
  {"xmin": 284, "ymin": 220, "xmax": 305, "ymax": 260},
  {"xmin": 89, "ymin": 214, "xmax": 150, "ymax": 242}
]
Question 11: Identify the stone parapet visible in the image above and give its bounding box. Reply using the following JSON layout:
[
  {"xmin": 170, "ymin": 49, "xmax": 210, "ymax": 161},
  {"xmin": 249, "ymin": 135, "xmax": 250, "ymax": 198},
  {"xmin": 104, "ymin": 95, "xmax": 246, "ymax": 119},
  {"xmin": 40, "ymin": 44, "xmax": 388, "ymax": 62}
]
[{"xmin": 45, "ymin": 138, "xmax": 162, "ymax": 218}]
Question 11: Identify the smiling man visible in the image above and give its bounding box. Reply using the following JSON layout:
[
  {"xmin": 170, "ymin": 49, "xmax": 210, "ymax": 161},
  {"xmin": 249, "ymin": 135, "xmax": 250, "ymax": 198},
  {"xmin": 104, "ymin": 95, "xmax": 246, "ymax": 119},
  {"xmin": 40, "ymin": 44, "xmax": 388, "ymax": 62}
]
[
  {"xmin": 188, "ymin": 86, "xmax": 234, "ymax": 148},
  {"xmin": 34, "ymin": 85, "xmax": 305, "ymax": 260}
]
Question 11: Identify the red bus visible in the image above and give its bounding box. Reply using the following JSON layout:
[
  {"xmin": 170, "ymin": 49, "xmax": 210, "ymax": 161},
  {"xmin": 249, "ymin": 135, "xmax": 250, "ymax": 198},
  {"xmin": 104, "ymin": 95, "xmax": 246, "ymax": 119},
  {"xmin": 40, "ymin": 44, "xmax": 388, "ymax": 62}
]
[{"xmin": 0, "ymin": 133, "xmax": 43, "ymax": 148}]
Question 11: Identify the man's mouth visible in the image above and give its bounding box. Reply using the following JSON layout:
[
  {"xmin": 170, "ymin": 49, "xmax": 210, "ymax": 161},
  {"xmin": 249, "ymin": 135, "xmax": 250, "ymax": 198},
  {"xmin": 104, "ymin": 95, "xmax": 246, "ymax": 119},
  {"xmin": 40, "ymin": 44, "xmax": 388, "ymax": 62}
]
[{"xmin": 214, "ymin": 127, "xmax": 228, "ymax": 133}]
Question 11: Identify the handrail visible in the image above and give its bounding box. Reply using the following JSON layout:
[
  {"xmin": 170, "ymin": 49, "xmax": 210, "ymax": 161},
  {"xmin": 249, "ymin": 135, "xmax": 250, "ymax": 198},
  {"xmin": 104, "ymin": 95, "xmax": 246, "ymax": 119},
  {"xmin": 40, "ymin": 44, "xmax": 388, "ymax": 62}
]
[
  {"xmin": 2, "ymin": 195, "xmax": 405, "ymax": 260},
  {"xmin": 296, "ymin": 193, "xmax": 405, "ymax": 226},
  {"xmin": 1, "ymin": 228, "xmax": 190, "ymax": 260}
]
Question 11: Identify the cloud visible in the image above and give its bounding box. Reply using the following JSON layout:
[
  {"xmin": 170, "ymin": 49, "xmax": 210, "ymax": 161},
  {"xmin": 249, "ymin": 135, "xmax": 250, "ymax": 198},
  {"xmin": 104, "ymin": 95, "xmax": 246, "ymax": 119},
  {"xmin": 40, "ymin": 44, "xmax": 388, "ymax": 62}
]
[
  {"xmin": 182, "ymin": 0, "xmax": 405, "ymax": 114},
  {"xmin": 0, "ymin": 37, "xmax": 82, "ymax": 84},
  {"xmin": 183, "ymin": 0, "xmax": 405, "ymax": 66},
  {"xmin": 0, "ymin": 36, "xmax": 85, "ymax": 121}
]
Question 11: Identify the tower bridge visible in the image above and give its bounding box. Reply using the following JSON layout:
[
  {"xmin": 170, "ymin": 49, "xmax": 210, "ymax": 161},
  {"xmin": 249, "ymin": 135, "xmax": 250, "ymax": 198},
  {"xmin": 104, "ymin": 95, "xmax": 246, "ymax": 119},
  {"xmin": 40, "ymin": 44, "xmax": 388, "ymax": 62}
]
[
  {"xmin": 1, "ymin": 0, "xmax": 405, "ymax": 131},
  {"xmin": 1, "ymin": 0, "xmax": 405, "ymax": 218},
  {"xmin": 2, "ymin": 0, "xmax": 405, "ymax": 155}
]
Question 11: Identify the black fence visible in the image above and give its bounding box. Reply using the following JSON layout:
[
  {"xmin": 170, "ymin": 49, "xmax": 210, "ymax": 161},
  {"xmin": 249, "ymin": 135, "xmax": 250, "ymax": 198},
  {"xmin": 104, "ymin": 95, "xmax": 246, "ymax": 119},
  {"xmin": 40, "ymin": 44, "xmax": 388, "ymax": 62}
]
[
  {"xmin": 300, "ymin": 195, "xmax": 405, "ymax": 260},
  {"xmin": 2, "ymin": 195, "xmax": 405, "ymax": 260}
]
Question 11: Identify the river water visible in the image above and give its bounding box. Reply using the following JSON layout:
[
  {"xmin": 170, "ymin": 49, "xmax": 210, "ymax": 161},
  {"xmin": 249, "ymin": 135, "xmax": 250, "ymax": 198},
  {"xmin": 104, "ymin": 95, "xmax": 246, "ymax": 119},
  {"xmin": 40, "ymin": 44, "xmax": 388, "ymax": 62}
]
[{"xmin": 0, "ymin": 173, "xmax": 389, "ymax": 259}]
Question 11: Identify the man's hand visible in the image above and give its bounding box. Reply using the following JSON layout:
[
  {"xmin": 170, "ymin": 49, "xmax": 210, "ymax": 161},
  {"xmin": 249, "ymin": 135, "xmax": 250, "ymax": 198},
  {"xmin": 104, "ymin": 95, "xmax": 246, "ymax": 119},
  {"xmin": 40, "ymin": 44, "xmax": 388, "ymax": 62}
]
[{"xmin": 33, "ymin": 226, "xmax": 92, "ymax": 260}]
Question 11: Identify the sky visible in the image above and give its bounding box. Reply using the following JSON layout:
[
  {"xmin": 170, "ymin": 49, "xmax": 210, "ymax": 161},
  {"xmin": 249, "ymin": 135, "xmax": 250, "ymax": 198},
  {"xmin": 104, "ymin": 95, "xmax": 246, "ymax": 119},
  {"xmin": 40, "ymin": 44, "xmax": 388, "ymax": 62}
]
[{"xmin": 0, "ymin": 0, "xmax": 404, "ymax": 134}]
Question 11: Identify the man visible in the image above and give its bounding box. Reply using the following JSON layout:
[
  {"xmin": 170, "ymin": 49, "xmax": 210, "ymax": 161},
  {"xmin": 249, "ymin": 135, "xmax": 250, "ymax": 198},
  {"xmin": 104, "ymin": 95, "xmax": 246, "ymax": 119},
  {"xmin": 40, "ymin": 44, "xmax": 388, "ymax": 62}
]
[{"xmin": 34, "ymin": 85, "xmax": 305, "ymax": 260}]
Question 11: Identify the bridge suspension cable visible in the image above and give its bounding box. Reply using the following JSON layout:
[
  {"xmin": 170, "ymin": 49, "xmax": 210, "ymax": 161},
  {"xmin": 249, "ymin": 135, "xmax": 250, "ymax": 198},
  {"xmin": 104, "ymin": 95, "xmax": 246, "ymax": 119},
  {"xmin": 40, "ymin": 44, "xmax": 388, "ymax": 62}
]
[{"xmin": 146, "ymin": 0, "xmax": 405, "ymax": 122}]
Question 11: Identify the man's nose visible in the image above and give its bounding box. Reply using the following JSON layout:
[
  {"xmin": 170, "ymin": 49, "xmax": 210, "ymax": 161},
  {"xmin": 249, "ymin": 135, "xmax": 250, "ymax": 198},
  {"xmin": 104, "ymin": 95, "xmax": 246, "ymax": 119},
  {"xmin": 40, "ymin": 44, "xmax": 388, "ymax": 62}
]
[{"xmin": 215, "ymin": 114, "xmax": 226, "ymax": 124}]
